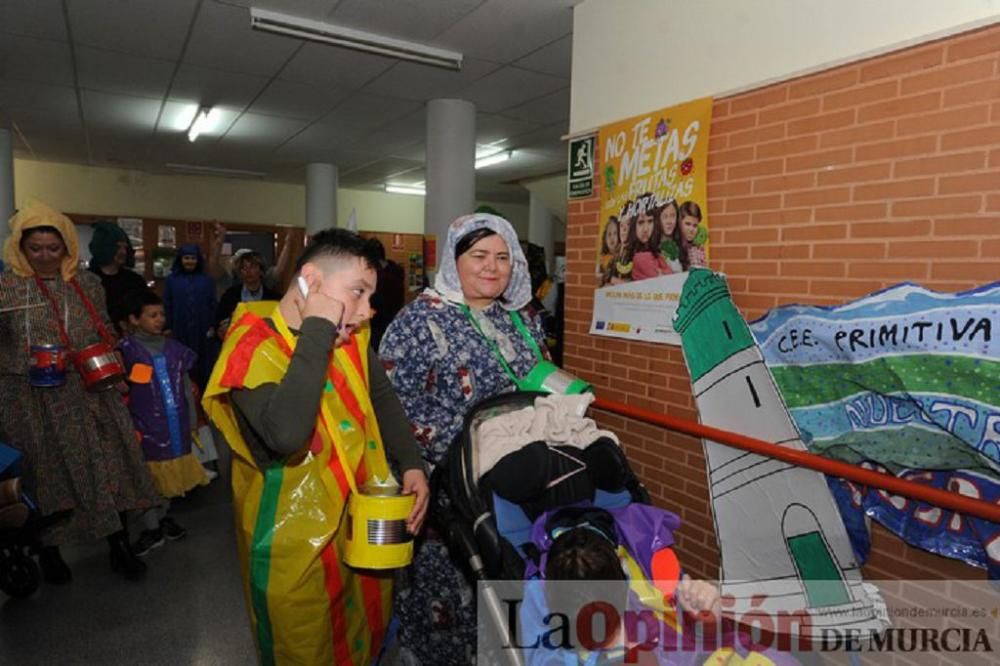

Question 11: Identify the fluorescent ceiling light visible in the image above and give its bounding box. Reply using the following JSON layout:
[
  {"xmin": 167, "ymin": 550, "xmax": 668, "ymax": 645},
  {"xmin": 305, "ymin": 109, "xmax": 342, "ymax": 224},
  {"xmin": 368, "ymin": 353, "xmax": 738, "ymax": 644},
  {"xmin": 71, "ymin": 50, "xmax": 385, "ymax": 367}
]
[
  {"xmin": 250, "ymin": 8, "xmax": 463, "ymax": 71},
  {"xmin": 385, "ymin": 184, "xmax": 426, "ymax": 196},
  {"xmin": 475, "ymin": 150, "xmax": 512, "ymax": 169},
  {"xmin": 187, "ymin": 107, "xmax": 212, "ymax": 142},
  {"xmin": 166, "ymin": 163, "xmax": 266, "ymax": 179}
]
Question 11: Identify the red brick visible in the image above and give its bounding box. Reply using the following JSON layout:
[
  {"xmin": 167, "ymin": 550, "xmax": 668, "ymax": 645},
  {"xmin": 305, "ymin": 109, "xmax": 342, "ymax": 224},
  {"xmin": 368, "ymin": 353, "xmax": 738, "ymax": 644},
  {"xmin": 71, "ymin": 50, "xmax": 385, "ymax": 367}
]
[
  {"xmin": 933, "ymin": 217, "xmax": 1000, "ymax": 236},
  {"xmin": 983, "ymin": 239, "xmax": 1000, "ymax": 256},
  {"xmin": 815, "ymin": 203, "xmax": 888, "ymax": 222},
  {"xmin": 824, "ymin": 80, "xmax": 899, "ymax": 111},
  {"xmin": 817, "ymin": 162, "xmax": 892, "ymax": 186},
  {"xmin": 895, "ymin": 151, "xmax": 986, "ymax": 177},
  {"xmin": 707, "ymin": 179, "xmax": 752, "ymax": 197},
  {"xmin": 854, "ymin": 178, "xmax": 935, "ymax": 201},
  {"xmin": 939, "ymin": 171, "xmax": 1000, "ymax": 195},
  {"xmin": 706, "ymin": 212, "xmax": 751, "ymax": 229},
  {"xmin": 786, "ymin": 147, "xmax": 854, "ymax": 172},
  {"xmin": 715, "ymin": 261, "xmax": 779, "ymax": 277},
  {"xmin": 708, "ymin": 245, "xmax": 749, "ymax": 260},
  {"xmin": 992, "ymin": 149, "xmax": 1000, "ymax": 168},
  {"xmin": 784, "ymin": 187, "xmax": 851, "ymax": 207},
  {"xmin": 931, "ymin": 262, "xmax": 1000, "ymax": 281},
  {"xmin": 901, "ymin": 57, "xmax": 996, "ymax": 94},
  {"xmin": 750, "ymin": 244, "xmax": 811, "ymax": 260},
  {"xmin": 850, "ymin": 219, "xmax": 931, "ymax": 238},
  {"xmin": 990, "ymin": 194, "xmax": 1000, "ymax": 211},
  {"xmin": 724, "ymin": 227, "xmax": 780, "ymax": 244},
  {"xmin": 711, "ymin": 146, "xmax": 755, "ymax": 166},
  {"xmin": 749, "ymin": 208, "xmax": 813, "ymax": 226},
  {"xmin": 725, "ymin": 194, "xmax": 782, "ymax": 213},
  {"xmin": 856, "ymin": 135, "xmax": 938, "ymax": 162},
  {"xmin": 857, "ymin": 91, "xmax": 941, "ymax": 123},
  {"xmin": 762, "ymin": 97, "xmax": 822, "ymax": 123},
  {"xmin": 746, "ymin": 277, "xmax": 810, "ymax": 294},
  {"xmin": 849, "ymin": 262, "xmax": 930, "ymax": 279},
  {"xmin": 780, "ymin": 261, "xmax": 846, "ymax": 277},
  {"xmin": 818, "ymin": 120, "xmax": 894, "ymax": 148},
  {"xmin": 946, "ymin": 29, "xmax": 1000, "ymax": 62},
  {"xmin": 888, "ymin": 239, "xmax": 979, "ymax": 258},
  {"xmin": 728, "ymin": 158, "xmax": 783, "ymax": 180},
  {"xmin": 788, "ymin": 66, "xmax": 859, "ymax": 99},
  {"xmin": 752, "ymin": 172, "xmax": 816, "ymax": 194},
  {"xmin": 809, "ymin": 279, "xmax": 887, "ymax": 298},
  {"xmin": 897, "ymin": 103, "xmax": 991, "ymax": 136},
  {"xmin": 755, "ymin": 135, "xmax": 819, "ymax": 159},
  {"xmin": 859, "ymin": 45, "xmax": 944, "ymax": 82},
  {"xmin": 816, "ymin": 242, "xmax": 887, "ymax": 259},
  {"xmin": 891, "ymin": 195, "xmax": 982, "ymax": 217},
  {"xmin": 782, "ymin": 223, "xmax": 848, "ymax": 241},
  {"xmin": 730, "ymin": 85, "xmax": 789, "ymax": 114},
  {"xmin": 943, "ymin": 79, "xmax": 1000, "ymax": 107},
  {"xmin": 712, "ymin": 112, "xmax": 757, "ymax": 134},
  {"xmin": 942, "ymin": 125, "xmax": 1000, "ymax": 151},
  {"xmin": 787, "ymin": 108, "xmax": 856, "ymax": 136},
  {"xmin": 728, "ymin": 121, "xmax": 784, "ymax": 148},
  {"xmin": 712, "ymin": 100, "xmax": 731, "ymax": 117}
]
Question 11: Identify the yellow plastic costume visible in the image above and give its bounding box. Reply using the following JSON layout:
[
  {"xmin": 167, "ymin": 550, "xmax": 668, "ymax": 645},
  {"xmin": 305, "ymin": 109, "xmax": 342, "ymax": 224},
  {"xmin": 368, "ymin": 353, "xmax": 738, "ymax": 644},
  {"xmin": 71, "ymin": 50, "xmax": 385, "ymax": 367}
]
[{"xmin": 203, "ymin": 301, "xmax": 393, "ymax": 665}]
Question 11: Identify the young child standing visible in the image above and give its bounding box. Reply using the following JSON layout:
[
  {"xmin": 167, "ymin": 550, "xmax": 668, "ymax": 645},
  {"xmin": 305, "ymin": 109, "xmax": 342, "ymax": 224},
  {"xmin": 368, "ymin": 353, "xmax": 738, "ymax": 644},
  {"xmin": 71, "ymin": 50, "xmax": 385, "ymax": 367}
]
[{"xmin": 121, "ymin": 290, "xmax": 209, "ymax": 555}]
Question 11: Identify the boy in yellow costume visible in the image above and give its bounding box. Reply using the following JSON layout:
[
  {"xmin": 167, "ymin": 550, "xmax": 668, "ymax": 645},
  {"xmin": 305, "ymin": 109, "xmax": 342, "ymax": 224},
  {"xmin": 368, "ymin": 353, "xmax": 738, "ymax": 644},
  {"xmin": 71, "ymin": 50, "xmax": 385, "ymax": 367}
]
[{"xmin": 203, "ymin": 229, "xmax": 429, "ymax": 665}]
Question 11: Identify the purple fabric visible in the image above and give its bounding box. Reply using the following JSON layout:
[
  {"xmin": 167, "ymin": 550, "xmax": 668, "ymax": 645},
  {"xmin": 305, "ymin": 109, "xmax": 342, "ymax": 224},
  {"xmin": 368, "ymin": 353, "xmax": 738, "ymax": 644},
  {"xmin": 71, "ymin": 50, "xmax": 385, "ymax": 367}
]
[{"xmin": 121, "ymin": 336, "xmax": 196, "ymax": 462}]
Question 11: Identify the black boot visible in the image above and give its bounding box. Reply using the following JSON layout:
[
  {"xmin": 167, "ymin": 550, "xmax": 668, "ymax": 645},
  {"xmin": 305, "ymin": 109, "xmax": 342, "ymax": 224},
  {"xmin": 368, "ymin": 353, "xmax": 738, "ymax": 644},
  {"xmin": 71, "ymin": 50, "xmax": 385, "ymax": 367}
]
[
  {"xmin": 38, "ymin": 545, "xmax": 72, "ymax": 584},
  {"xmin": 108, "ymin": 530, "xmax": 146, "ymax": 580}
]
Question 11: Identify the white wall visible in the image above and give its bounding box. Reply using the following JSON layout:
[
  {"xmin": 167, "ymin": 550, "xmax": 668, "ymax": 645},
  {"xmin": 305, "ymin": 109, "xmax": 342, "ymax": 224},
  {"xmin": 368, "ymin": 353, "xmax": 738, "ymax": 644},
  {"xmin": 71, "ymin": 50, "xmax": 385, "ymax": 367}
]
[
  {"xmin": 571, "ymin": 0, "xmax": 1000, "ymax": 132},
  {"xmin": 13, "ymin": 159, "xmax": 425, "ymax": 233}
]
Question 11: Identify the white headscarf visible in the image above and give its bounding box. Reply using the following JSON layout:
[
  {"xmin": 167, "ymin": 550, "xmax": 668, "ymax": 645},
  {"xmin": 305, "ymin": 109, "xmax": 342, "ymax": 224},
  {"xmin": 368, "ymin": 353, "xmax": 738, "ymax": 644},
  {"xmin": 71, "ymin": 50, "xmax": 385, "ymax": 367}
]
[{"xmin": 433, "ymin": 213, "xmax": 531, "ymax": 311}]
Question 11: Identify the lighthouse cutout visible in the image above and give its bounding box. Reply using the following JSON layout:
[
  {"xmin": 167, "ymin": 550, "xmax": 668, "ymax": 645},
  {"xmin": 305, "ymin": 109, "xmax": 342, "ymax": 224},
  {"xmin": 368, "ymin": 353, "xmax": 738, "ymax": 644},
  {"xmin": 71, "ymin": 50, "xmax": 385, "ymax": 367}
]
[{"xmin": 674, "ymin": 269, "xmax": 886, "ymax": 639}]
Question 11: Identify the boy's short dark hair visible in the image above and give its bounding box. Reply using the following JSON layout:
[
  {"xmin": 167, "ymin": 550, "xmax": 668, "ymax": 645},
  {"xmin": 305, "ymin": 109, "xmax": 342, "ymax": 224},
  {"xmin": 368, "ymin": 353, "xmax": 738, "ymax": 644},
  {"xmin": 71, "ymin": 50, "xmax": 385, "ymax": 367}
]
[
  {"xmin": 124, "ymin": 289, "xmax": 164, "ymax": 320},
  {"xmin": 295, "ymin": 228, "xmax": 380, "ymax": 273},
  {"xmin": 545, "ymin": 527, "xmax": 626, "ymax": 582}
]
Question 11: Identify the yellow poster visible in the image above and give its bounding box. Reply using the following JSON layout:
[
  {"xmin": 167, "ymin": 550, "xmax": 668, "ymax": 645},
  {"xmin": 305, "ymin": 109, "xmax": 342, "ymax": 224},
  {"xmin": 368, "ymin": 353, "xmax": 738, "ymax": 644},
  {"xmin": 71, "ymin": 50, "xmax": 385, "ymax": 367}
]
[{"xmin": 595, "ymin": 97, "xmax": 713, "ymax": 287}]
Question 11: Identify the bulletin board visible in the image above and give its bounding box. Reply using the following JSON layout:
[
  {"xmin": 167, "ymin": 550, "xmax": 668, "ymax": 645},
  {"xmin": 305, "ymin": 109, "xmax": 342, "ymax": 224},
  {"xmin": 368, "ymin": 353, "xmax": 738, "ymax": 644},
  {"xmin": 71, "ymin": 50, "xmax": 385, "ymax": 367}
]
[{"xmin": 359, "ymin": 231, "xmax": 426, "ymax": 303}]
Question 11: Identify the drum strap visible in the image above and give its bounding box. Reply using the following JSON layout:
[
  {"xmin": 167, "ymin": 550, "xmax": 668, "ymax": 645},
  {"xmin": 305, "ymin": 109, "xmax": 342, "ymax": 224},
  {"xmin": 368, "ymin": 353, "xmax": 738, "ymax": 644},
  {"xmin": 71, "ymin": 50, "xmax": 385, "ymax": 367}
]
[{"xmin": 34, "ymin": 276, "xmax": 116, "ymax": 352}]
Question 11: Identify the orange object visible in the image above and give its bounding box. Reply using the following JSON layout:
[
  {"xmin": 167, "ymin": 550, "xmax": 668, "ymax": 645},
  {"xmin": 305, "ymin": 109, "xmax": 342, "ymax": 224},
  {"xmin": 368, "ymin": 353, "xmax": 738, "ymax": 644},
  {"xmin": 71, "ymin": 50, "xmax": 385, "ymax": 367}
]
[
  {"xmin": 128, "ymin": 363, "xmax": 153, "ymax": 384},
  {"xmin": 592, "ymin": 397, "xmax": 1000, "ymax": 524},
  {"xmin": 650, "ymin": 547, "xmax": 680, "ymax": 600}
]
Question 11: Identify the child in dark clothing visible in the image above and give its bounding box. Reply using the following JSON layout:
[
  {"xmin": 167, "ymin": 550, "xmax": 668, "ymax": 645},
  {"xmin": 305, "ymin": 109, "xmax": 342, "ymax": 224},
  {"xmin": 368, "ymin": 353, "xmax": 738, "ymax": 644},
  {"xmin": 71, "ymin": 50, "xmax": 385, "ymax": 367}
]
[{"xmin": 121, "ymin": 290, "xmax": 208, "ymax": 555}]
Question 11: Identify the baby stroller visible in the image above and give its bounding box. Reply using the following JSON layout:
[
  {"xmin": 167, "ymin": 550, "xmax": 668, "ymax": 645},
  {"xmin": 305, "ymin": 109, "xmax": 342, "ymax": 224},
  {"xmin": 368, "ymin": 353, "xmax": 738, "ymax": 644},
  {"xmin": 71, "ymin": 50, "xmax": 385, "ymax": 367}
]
[
  {"xmin": 0, "ymin": 443, "xmax": 65, "ymax": 600},
  {"xmin": 431, "ymin": 391, "xmax": 651, "ymax": 665}
]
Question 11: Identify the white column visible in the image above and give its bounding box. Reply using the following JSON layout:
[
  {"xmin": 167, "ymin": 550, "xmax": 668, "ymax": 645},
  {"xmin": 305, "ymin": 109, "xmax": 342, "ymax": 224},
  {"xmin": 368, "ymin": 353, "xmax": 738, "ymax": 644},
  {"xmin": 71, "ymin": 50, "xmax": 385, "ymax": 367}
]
[
  {"xmin": 425, "ymin": 99, "xmax": 476, "ymax": 271},
  {"xmin": 528, "ymin": 192, "xmax": 554, "ymax": 274},
  {"xmin": 0, "ymin": 129, "xmax": 14, "ymax": 249},
  {"xmin": 305, "ymin": 163, "xmax": 338, "ymax": 237}
]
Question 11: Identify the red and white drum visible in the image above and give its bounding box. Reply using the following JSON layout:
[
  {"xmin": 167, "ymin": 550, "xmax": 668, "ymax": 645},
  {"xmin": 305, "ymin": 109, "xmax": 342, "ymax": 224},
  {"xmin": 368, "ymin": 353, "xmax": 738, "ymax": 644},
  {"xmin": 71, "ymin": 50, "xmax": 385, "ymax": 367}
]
[{"xmin": 73, "ymin": 342, "xmax": 125, "ymax": 392}]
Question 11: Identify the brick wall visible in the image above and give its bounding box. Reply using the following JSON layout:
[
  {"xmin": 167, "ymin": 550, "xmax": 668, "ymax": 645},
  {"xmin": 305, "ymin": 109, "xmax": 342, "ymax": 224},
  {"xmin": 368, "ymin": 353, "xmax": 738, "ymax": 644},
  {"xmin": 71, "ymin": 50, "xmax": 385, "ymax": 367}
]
[{"xmin": 563, "ymin": 24, "xmax": 1000, "ymax": 582}]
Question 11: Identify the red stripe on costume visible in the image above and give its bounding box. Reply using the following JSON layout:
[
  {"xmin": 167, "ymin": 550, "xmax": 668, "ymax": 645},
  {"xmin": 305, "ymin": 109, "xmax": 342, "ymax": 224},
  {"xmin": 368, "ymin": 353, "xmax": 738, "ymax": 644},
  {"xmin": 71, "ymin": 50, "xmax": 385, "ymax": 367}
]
[
  {"xmin": 359, "ymin": 571, "xmax": 386, "ymax": 658},
  {"xmin": 318, "ymin": 412, "xmax": 352, "ymax": 500},
  {"xmin": 342, "ymin": 337, "xmax": 367, "ymax": 388},
  {"xmin": 220, "ymin": 314, "xmax": 293, "ymax": 388},
  {"xmin": 319, "ymin": 543, "xmax": 354, "ymax": 666},
  {"xmin": 330, "ymin": 366, "xmax": 366, "ymax": 429}
]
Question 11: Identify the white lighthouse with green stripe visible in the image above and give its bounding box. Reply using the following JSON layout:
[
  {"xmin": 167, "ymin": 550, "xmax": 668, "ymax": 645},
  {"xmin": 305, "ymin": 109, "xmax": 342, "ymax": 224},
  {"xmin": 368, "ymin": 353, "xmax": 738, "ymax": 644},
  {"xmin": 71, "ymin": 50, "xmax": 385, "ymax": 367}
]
[{"xmin": 674, "ymin": 269, "xmax": 886, "ymax": 639}]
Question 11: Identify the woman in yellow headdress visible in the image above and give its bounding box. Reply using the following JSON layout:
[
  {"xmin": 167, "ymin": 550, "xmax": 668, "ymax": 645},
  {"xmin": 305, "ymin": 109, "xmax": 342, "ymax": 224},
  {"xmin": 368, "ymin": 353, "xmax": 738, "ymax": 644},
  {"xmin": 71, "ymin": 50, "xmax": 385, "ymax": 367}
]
[{"xmin": 0, "ymin": 202, "xmax": 160, "ymax": 583}]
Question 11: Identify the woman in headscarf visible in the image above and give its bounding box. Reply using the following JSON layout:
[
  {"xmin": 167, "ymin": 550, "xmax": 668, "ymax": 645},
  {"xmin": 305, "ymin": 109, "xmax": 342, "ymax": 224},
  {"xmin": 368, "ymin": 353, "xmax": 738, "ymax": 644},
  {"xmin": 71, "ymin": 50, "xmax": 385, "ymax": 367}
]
[
  {"xmin": 87, "ymin": 220, "xmax": 147, "ymax": 333},
  {"xmin": 163, "ymin": 243, "xmax": 216, "ymax": 388},
  {"xmin": 0, "ymin": 202, "xmax": 160, "ymax": 583},
  {"xmin": 379, "ymin": 213, "xmax": 548, "ymax": 665}
]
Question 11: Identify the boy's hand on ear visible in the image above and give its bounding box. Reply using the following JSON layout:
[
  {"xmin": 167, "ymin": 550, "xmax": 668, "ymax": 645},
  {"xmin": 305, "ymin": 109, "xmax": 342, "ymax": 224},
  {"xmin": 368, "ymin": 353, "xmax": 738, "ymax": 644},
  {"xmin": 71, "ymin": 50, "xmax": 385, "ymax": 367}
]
[
  {"xmin": 300, "ymin": 277, "xmax": 345, "ymax": 329},
  {"xmin": 677, "ymin": 574, "xmax": 721, "ymax": 618},
  {"xmin": 402, "ymin": 468, "xmax": 429, "ymax": 535}
]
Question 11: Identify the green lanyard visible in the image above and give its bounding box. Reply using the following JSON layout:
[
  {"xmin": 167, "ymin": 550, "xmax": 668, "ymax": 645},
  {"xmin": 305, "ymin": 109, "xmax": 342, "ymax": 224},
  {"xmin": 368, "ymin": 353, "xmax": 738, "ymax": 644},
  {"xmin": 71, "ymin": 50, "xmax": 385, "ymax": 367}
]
[{"xmin": 459, "ymin": 304, "xmax": 543, "ymax": 385}]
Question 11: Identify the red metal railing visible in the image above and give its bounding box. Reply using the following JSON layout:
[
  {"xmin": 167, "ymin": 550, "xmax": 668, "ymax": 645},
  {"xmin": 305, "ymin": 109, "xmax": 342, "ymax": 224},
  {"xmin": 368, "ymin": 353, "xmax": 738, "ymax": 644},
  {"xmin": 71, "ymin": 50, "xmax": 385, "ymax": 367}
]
[{"xmin": 593, "ymin": 396, "xmax": 1000, "ymax": 524}]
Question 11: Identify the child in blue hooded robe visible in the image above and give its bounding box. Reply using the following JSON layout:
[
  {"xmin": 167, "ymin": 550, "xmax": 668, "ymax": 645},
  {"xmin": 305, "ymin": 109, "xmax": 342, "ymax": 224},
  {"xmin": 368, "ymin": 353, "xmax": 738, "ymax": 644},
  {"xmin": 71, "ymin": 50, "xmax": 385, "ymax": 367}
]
[{"xmin": 163, "ymin": 243, "xmax": 216, "ymax": 388}]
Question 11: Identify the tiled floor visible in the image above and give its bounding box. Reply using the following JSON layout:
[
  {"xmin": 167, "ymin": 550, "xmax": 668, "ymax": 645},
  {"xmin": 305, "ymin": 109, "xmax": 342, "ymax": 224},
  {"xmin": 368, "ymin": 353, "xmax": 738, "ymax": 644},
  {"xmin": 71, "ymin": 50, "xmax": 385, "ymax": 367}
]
[{"xmin": 0, "ymin": 479, "xmax": 256, "ymax": 665}]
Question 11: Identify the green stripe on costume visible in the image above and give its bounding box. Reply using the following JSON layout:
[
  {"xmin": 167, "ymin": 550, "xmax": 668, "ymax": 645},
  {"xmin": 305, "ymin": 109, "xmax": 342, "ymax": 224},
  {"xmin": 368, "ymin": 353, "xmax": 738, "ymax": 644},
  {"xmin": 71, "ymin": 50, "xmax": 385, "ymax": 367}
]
[
  {"xmin": 770, "ymin": 354, "xmax": 1000, "ymax": 408},
  {"xmin": 250, "ymin": 464, "xmax": 285, "ymax": 666}
]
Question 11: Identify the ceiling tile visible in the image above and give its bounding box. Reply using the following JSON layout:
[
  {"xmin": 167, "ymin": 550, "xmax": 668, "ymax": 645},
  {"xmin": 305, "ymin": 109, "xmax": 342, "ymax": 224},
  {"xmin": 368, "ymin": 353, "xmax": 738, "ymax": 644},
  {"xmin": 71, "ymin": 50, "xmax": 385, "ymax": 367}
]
[
  {"xmin": 0, "ymin": 0, "xmax": 68, "ymax": 41},
  {"xmin": 507, "ymin": 120, "xmax": 568, "ymax": 149},
  {"xmin": 0, "ymin": 80, "xmax": 79, "ymax": 119},
  {"xmin": 184, "ymin": 0, "xmax": 301, "ymax": 77},
  {"xmin": 331, "ymin": 0, "xmax": 483, "ymax": 42},
  {"xmin": 342, "ymin": 108, "xmax": 425, "ymax": 155},
  {"xmin": 362, "ymin": 57, "xmax": 499, "ymax": 102},
  {"xmin": 437, "ymin": 0, "xmax": 574, "ymax": 64},
  {"xmin": 318, "ymin": 92, "xmax": 420, "ymax": 133},
  {"xmin": 170, "ymin": 64, "xmax": 270, "ymax": 110},
  {"xmin": 341, "ymin": 156, "xmax": 423, "ymax": 186},
  {"xmin": 76, "ymin": 47, "xmax": 174, "ymax": 99},
  {"xmin": 280, "ymin": 43, "xmax": 395, "ymax": 89},
  {"xmin": 81, "ymin": 90, "xmax": 162, "ymax": 133},
  {"xmin": 461, "ymin": 66, "xmax": 567, "ymax": 114},
  {"xmin": 513, "ymin": 34, "xmax": 572, "ymax": 77},
  {"xmin": 67, "ymin": 0, "xmax": 199, "ymax": 60},
  {"xmin": 475, "ymin": 113, "xmax": 541, "ymax": 146},
  {"xmin": 499, "ymin": 88, "xmax": 569, "ymax": 124},
  {"xmin": 223, "ymin": 113, "xmax": 309, "ymax": 148},
  {"xmin": 15, "ymin": 133, "xmax": 89, "ymax": 164},
  {"xmin": 0, "ymin": 35, "xmax": 74, "ymax": 86},
  {"xmin": 225, "ymin": 0, "xmax": 339, "ymax": 22},
  {"xmin": 272, "ymin": 136, "xmax": 381, "ymax": 167},
  {"xmin": 249, "ymin": 79, "xmax": 352, "ymax": 120},
  {"xmin": 274, "ymin": 123, "xmax": 369, "ymax": 159}
]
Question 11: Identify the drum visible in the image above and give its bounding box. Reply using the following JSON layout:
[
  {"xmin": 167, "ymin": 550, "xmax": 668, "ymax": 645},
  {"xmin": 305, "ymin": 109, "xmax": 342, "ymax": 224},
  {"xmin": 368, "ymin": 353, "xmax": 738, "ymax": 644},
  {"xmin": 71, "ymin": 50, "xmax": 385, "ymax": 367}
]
[
  {"xmin": 343, "ymin": 485, "xmax": 415, "ymax": 570},
  {"xmin": 73, "ymin": 342, "xmax": 125, "ymax": 392},
  {"xmin": 29, "ymin": 344, "xmax": 67, "ymax": 387}
]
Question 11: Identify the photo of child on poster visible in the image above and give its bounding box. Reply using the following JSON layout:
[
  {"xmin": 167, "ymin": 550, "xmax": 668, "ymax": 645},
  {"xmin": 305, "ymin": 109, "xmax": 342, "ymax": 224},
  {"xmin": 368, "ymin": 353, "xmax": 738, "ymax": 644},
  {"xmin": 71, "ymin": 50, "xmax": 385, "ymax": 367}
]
[{"xmin": 590, "ymin": 97, "xmax": 713, "ymax": 346}]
